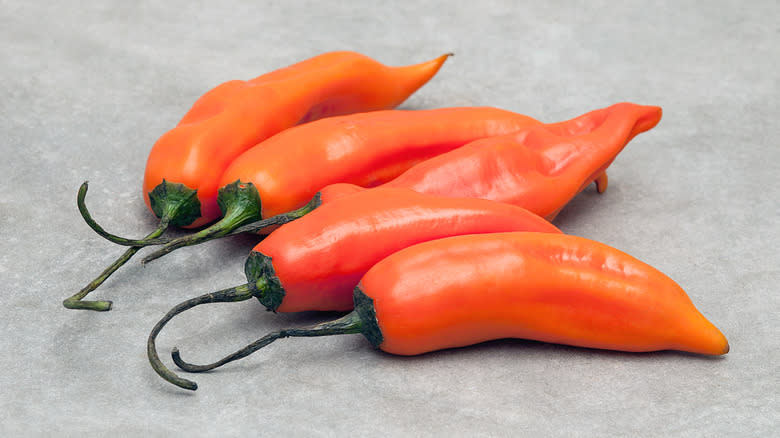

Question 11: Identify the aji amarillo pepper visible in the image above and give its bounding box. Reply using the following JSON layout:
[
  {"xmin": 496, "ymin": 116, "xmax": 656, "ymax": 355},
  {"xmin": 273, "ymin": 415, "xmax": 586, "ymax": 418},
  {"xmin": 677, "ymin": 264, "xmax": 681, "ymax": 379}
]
[
  {"xmin": 377, "ymin": 101, "xmax": 662, "ymax": 221},
  {"xmin": 65, "ymin": 51, "xmax": 450, "ymax": 311},
  {"xmin": 140, "ymin": 102, "xmax": 661, "ymax": 263},
  {"xmin": 146, "ymin": 189, "xmax": 563, "ymax": 389},
  {"xmin": 149, "ymin": 232, "xmax": 729, "ymax": 391}
]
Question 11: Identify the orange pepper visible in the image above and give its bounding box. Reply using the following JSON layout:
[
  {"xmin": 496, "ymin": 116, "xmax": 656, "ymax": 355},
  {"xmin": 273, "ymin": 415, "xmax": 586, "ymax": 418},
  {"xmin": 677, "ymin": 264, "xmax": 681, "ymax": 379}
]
[
  {"xmin": 360, "ymin": 233, "xmax": 728, "ymax": 356},
  {"xmin": 218, "ymin": 107, "xmax": 540, "ymax": 219},
  {"xmin": 378, "ymin": 102, "xmax": 662, "ymax": 221},
  {"xmin": 149, "ymin": 232, "xmax": 728, "ymax": 391}
]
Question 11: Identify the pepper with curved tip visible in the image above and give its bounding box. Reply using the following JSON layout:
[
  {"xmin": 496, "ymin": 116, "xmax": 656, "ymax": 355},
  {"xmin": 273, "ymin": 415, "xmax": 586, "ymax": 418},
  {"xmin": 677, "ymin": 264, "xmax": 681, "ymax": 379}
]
[
  {"xmin": 149, "ymin": 232, "xmax": 729, "ymax": 391},
  {"xmin": 309, "ymin": 102, "xmax": 661, "ymax": 222},
  {"xmin": 380, "ymin": 102, "xmax": 661, "ymax": 221},
  {"xmin": 314, "ymin": 102, "xmax": 661, "ymax": 222},
  {"xmin": 68, "ymin": 51, "xmax": 450, "ymax": 310},
  {"xmin": 135, "ymin": 105, "xmax": 543, "ymax": 261}
]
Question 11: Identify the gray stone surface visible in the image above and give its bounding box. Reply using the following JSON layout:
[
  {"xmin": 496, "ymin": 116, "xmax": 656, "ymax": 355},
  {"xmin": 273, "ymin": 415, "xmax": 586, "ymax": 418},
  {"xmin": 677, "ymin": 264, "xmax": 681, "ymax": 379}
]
[{"xmin": 1, "ymin": 1, "xmax": 777, "ymax": 436}]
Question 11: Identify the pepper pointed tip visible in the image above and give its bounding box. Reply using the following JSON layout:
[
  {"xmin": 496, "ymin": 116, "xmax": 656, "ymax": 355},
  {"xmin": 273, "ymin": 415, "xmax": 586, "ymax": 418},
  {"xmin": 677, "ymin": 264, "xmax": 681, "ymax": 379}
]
[{"xmin": 634, "ymin": 105, "xmax": 663, "ymax": 135}]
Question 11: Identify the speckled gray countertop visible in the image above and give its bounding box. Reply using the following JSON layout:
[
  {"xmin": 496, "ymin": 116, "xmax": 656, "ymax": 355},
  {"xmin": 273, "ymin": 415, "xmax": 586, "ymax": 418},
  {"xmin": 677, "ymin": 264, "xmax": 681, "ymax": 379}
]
[{"xmin": 1, "ymin": 1, "xmax": 777, "ymax": 436}]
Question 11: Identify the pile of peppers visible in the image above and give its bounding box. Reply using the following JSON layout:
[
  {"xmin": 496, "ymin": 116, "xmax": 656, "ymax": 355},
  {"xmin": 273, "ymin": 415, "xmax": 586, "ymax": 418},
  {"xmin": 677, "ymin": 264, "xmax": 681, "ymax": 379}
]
[{"xmin": 65, "ymin": 51, "xmax": 729, "ymax": 391}]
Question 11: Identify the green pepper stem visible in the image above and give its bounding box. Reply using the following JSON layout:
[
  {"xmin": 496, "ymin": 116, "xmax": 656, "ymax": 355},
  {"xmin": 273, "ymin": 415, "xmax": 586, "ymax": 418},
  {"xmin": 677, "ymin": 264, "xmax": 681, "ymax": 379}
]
[
  {"xmin": 63, "ymin": 222, "xmax": 168, "ymax": 311},
  {"xmin": 229, "ymin": 192, "xmax": 322, "ymax": 235},
  {"xmin": 140, "ymin": 180, "xmax": 262, "ymax": 264},
  {"xmin": 172, "ymin": 311, "xmax": 363, "ymax": 374},
  {"xmin": 64, "ymin": 182, "xmax": 174, "ymax": 311},
  {"xmin": 77, "ymin": 181, "xmax": 175, "ymax": 246},
  {"xmin": 139, "ymin": 209, "xmax": 250, "ymax": 264},
  {"xmin": 64, "ymin": 179, "xmax": 201, "ymax": 310},
  {"xmin": 141, "ymin": 190, "xmax": 321, "ymax": 265},
  {"xmin": 147, "ymin": 284, "xmax": 255, "ymax": 391}
]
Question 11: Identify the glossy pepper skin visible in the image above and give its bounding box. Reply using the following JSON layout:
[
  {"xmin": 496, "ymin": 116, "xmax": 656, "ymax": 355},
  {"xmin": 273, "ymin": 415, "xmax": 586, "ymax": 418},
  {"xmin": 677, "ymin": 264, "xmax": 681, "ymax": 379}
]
[
  {"xmin": 142, "ymin": 51, "xmax": 451, "ymax": 228},
  {"xmin": 246, "ymin": 188, "xmax": 561, "ymax": 312},
  {"xmin": 326, "ymin": 102, "xmax": 663, "ymax": 221},
  {"xmin": 218, "ymin": 106, "xmax": 540, "ymax": 219},
  {"xmin": 151, "ymin": 231, "xmax": 728, "ymax": 391},
  {"xmin": 356, "ymin": 232, "xmax": 729, "ymax": 356},
  {"xmin": 244, "ymin": 101, "xmax": 656, "ymax": 231}
]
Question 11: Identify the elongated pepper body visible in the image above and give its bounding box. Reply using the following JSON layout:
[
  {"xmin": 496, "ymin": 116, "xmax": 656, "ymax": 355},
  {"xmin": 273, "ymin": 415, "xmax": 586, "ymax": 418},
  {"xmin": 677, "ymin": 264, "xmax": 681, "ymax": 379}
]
[
  {"xmin": 142, "ymin": 51, "xmax": 451, "ymax": 227},
  {"xmin": 355, "ymin": 232, "xmax": 729, "ymax": 356},
  {"xmin": 217, "ymin": 106, "xmax": 540, "ymax": 219},
  {"xmin": 316, "ymin": 102, "xmax": 662, "ymax": 220},
  {"xmin": 245, "ymin": 188, "xmax": 561, "ymax": 312}
]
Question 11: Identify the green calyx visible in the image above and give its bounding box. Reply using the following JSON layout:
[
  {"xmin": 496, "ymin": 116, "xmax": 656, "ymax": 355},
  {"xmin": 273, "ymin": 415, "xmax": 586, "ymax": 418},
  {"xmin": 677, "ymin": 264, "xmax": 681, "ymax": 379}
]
[
  {"xmin": 216, "ymin": 179, "xmax": 262, "ymax": 227},
  {"xmin": 353, "ymin": 286, "xmax": 383, "ymax": 348},
  {"xmin": 139, "ymin": 179, "xmax": 262, "ymax": 264},
  {"xmin": 148, "ymin": 180, "xmax": 201, "ymax": 227},
  {"xmin": 244, "ymin": 251, "xmax": 286, "ymax": 311}
]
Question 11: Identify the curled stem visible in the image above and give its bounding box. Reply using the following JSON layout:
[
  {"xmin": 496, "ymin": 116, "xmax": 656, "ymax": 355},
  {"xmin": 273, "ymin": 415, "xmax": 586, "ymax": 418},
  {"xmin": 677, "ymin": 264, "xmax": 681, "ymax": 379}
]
[
  {"xmin": 77, "ymin": 181, "xmax": 174, "ymax": 246},
  {"xmin": 172, "ymin": 311, "xmax": 361, "ymax": 373},
  {"xmin": 147, "ymin": 284, "xmax": 255, "ymax": 391}
]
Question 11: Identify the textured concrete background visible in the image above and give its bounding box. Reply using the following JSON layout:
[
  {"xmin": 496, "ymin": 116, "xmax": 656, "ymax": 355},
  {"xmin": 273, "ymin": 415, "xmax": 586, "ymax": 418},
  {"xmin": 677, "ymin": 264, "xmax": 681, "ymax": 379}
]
[{"xmin": 1, "ymin": 1, "xmax": 778, "ymax": 436}]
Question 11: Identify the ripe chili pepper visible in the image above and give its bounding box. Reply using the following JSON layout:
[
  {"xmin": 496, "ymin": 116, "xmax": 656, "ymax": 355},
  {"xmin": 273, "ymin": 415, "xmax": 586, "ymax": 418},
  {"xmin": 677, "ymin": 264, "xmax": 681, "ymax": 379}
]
[
  {"xmin": 381, "ymin": 102, "xmax": 662, "ymax": 221},
  {"xmin": 66, "ymin": 51, "xmax": 450, "ymax": 311},
  {"xmin": 141, "ymin": 101, "xmax": 661, "ymax": 264},
  {"xmin": 146, "ymin": 189, "xmax": 562, "ymax": 389},
  {"xmin": 149, "ymin": 232, "xmax": 729, "ymax": 391},
  {"xmin": 108, "ymin": 105, "xmax": 543, "ymax": 260},
  {"xmin": 302, "ymin": 101, "xmax": 661, "ymax": 223}
]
